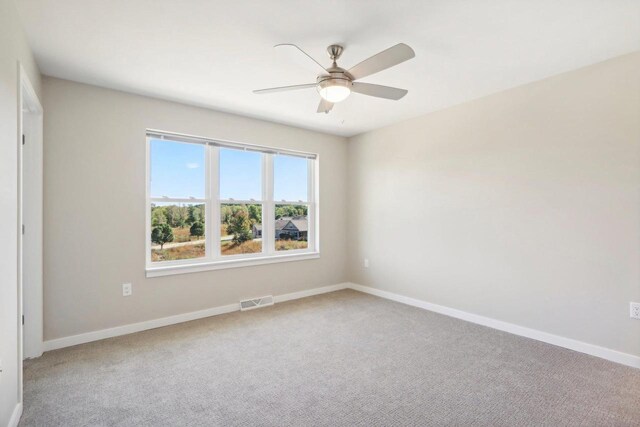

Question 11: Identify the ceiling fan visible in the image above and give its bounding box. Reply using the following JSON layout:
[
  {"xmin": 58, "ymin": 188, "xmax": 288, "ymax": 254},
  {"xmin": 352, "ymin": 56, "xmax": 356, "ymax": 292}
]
[{"xmin": 253, "ymin": 43, "xmax": 415, "ymax": 113}]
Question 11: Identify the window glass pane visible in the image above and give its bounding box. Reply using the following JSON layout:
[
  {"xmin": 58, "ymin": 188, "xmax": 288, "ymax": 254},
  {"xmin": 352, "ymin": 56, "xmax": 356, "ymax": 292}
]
[
  {"xmin": 219, "ymin": 148, "xmax": 262, "ymax": 201},
  {"xmin": 274, "ymin": 155, "xmax": 308, "ymax": 202},
  {"xmin": 150, "ymin": 139, "xmax": 205, "ymax": 199},
  {"xmin": 220, "ymin": 203, "xmax": 262, "ymax": 256},
  {"xmin": 275, "ymin": 204, "xmax": 308, "ymax": 251},
  {"xmin": 150, "ymin": 202, "xmax": 205, "ymax": 262}
]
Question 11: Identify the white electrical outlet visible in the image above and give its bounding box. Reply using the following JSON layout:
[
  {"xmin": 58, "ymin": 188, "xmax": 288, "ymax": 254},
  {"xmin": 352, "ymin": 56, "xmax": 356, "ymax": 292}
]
[
  {"xmin": 122, "ymin": 283, "xmax": 132, "ymax": 297},
  {"xmin": 364, "ymin": 258, "xmax": 370, "ymax": 268},
  {"xmin": 631, "ymin": 302, "xmax": 640, "ymax": 320}
]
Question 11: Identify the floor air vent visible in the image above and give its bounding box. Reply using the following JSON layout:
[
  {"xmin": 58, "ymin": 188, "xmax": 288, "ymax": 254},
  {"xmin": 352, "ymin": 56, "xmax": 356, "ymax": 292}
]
[{"xmin": 240, "ymin": 295, "xmax": 274, "ymax": 311}]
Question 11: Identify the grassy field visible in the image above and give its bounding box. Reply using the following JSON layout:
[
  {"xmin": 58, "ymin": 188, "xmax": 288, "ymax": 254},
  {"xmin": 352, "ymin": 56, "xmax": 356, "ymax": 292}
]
[
  {"xmin": 152, "ymin": 243, "xmax": 205, "ymax": 262},
  {"xmin": 172, "ymin": 224, "xmax": 250, "ymax": 242},
  {"xmin": 220, "ymin": 239, "xmax": 308, "ymax": 255},
  {"xmin": 221, "ymin": 240, "xmax": 262, "ymax": 255},
  {"xmin": 172, "ymin": 227, "xmax": 192, "ymax": 243},
  {"xmin": 275, "ymin": 240, "xmax": 308, "ymax": 251},
  {"xmin": 152, "ymin": 236, "xmax": 308, "ymax": 261}
]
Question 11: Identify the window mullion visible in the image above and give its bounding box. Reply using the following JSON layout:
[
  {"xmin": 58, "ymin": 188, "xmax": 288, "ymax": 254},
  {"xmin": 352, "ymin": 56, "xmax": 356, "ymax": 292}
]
[
  {"xmin": 264, "ymin": 153, "xmax": 275, "ymax": 255},
  {"xmin": 210, "ymin": 146, "xmax": 220, "ymax": 259}
]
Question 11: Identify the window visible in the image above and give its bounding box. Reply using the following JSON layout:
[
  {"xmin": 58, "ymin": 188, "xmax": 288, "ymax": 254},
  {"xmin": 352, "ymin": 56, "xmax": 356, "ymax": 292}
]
[
  {"xmin": 274, "ymin": 154, "xmax": 310, "ymax": 252},
  {"xmin": 146, "ymin": 130, "xmax": 318, "ymax": 276},
  {"xmin": 150, "ymin": 202, "xmax": 206, "ymax": 262},
  {"xmin": 219, "ymin": 148, "xmax": 263, "ymax": 256}
]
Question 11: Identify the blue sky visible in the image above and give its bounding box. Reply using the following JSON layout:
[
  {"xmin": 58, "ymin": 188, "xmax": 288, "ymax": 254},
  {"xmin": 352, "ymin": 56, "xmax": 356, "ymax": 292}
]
[
  {"xmin": 150, "ymin": 139, "xmax": 205, "ymax": 199},
  {"xmin": 150, "ymin": 139, "xmax": 307, "ymax": 201},
  {"xmin": 274, "ymin": 154, "xmax": 307, "ymax": 202}
]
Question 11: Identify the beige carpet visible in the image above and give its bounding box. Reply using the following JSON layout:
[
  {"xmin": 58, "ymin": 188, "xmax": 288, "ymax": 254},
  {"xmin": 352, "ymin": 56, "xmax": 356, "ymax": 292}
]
[{"xmin": 21, "ymin": 289, "xmax": 640, "ymax": 426}]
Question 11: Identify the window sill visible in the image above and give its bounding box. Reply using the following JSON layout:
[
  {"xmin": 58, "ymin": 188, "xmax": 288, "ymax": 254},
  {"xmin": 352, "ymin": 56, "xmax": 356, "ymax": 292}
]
[{"xmin": 146, "ymin": 252, "xmax": 320, "ymax": 278}]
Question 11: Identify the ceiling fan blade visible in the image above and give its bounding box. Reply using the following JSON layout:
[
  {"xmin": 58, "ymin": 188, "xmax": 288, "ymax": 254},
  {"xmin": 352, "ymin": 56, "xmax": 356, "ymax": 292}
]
[
  {"xmin": 348, "ymin": 43, "xmax": 415, "ymax": 80},
  {"xmin": 351, "ymin": 82, "xmax": 408, "ymax": 100},
  {"xmin": 275, "ymin": 43, "xmax": 327, "ymax": 74},
  {"xmin": 253, "ymin": 83, "xmax": 316, "ymax": 95},
  {"xmin": 317, "ymin": 98, "xmax": 334, "ymax": 114}
]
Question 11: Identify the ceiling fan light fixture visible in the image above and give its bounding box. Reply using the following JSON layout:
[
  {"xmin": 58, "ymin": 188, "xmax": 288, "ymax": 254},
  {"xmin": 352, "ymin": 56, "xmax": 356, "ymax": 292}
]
[{"xmin": 317, "ymin": 78, "xmax": 351, "ymax": 103}]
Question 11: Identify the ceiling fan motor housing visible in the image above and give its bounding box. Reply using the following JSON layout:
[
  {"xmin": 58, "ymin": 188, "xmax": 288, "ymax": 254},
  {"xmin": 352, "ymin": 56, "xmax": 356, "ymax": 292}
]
[
  {"xmin": 316, "ymin": 71, "xmax": 352, "ymax": 86},
  {"xmin": 318, "ymin": 44, "xmax": 353, "ymax": 86}
]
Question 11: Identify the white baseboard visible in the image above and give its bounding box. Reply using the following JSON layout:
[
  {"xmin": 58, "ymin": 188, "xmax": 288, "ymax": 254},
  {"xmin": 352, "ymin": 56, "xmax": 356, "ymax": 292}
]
[
  {"xmin": 274, "ymin": 283, "xmax": 347, "ymax": 303},
  {"xmin": 43, "ymin": 283, "xmax": 348, "ymax": 352},
  {"xmin": 8, "ymin": 403, "xmax": 22, "ymax": 427},
  {"xmin": 347, "ymin": 282, "xmax": 640, "ymax": 369}
]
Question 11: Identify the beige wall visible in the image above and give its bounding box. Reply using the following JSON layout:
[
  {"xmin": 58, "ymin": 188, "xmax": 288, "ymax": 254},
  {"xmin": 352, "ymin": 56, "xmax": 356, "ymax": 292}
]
[
  {"xmin": 348, "ymin": 53, "xmax": 640, "ymax": 357},
  {"xmin": 41, "ymin": 53, "xmax": 640, "ymax": 360},
  {"xmin": 42, "ymin": 77, "xmax": 348, "ymax": 340},
  {"xmin": 0, "ymin": 0, "xmax": 42, "ymax": 424}
]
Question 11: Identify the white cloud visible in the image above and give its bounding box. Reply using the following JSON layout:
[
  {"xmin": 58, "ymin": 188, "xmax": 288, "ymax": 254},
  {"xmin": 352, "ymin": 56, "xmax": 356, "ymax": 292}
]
[{"xmin": 186, "ymin": 163, "xmax": 199, "ymax": 169}]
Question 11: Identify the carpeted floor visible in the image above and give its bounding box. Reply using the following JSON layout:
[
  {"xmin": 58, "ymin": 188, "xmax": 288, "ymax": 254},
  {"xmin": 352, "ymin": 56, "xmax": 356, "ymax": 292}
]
[{"xmin": 21, "ymin": 289, "xmax": 640, "ymax": 426}]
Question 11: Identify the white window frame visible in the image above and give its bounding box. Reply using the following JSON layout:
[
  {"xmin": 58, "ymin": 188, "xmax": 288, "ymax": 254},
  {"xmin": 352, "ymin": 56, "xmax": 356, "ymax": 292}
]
[{"xmin": 145, "ymin": 129, "xmax": 319, "ymax": 277}]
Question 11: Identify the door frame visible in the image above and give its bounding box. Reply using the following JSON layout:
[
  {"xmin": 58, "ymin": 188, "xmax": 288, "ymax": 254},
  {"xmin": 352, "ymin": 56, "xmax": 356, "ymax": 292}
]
[{"xmin": 17, "ymin": 63, "xmax": 44, "ymax": 404}]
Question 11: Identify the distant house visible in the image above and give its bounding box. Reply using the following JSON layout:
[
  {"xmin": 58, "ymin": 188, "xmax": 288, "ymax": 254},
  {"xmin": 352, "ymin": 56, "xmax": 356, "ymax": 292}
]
[{"xmin": 252, "ymin": 216, "xmax": 308, "ymax": 240}]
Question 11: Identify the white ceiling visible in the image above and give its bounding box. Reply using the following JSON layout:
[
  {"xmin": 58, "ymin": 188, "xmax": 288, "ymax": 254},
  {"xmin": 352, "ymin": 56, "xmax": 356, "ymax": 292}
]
[{"xmin": 17, "ymin": 0, "xmax": 640, "ymax": 137}]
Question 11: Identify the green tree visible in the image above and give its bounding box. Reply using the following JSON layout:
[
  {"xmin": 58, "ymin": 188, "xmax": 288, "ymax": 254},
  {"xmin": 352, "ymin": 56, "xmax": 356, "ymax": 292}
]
[
  {"xmin": 275, "ymin": 204, "xmax": 307, "ymax": 219},
  {"xmin": 162, "ymin": 204, "xmax": 188, "ymax": 228},
  {"xmin": 164, "ymin": 205, "xmax": 177, "ymax": 227},
  {"xmin": 226, "ymin": 210, "xmax": 253, "ymax": 245},
  {"xmin": 189, "ymin": 221, "xmax": 204, "ymax": 239},
  {"xmin": 248, "ymin": 204, "xmax": 262, "ymax": 224},
  {"xmin": 221, "ymin": 205, "xmax": 233, "ymax": 224},
  {"xmin": 187, "ymin": 205, "xmax": 203, "ymax": 225},
  {"xmin": 176, "ymin": 205, "xmax": 188, "ymax": 228},
  {"xmin": 151, "ymin": 206, "xmax": 167, "ymax": 226},
  {"xmin": 232, "ymin": 204, "xmax": 245, "ymax": 217},
  {"xmin": 151, "ymin": 223, "xmax": 174, "ymax": 250}
]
